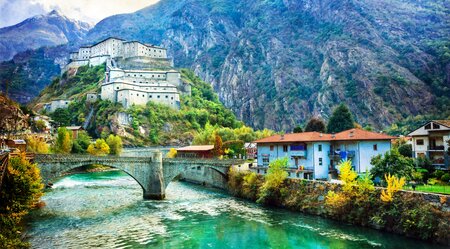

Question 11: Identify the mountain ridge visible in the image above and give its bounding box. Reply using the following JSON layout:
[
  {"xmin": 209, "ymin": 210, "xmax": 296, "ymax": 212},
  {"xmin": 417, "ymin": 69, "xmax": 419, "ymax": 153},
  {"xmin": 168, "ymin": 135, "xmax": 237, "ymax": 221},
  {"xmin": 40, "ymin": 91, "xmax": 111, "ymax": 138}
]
[
  {"xmin": 1, "ymin": 0, "xmax": 449, "ymax": 131},
  {"xmin": 0, "ymin": 10, "xmax": 91, "ymax": 61}
]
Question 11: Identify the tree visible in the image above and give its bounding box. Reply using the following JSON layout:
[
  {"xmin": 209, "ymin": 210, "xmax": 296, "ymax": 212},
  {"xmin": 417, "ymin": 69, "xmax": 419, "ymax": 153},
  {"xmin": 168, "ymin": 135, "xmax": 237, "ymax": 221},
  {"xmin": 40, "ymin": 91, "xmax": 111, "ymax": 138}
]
[
  {"xmin": 72, "ymin": 131, "xmax": 91, "ymax": 154},
  {"xmin": 0, "ymin": 154, "xmax": 43, "ymax": 247},
  {"xmin": 50, "ymin": 108, "xmax": 71, "ymax": 126},
  {"xmin": 212, "ymin": 134, "xmax": 224, "ymax": 157},
  {"xmin": 304, "ymin": 117, "xmax": 326, "ymax": 132},
  {"xmin": 34, "ymin": 120, "xmax": 47, "ymax": 132},
  {"xmin": 398, "ymin": 143, "xmax": 412, "ymax": 157},
  {"xmin": 106, "ymin": 135, "xmax": 123, "ymax": 155},
  {"xmin": 54, "ymin": 127, "xmax": 73, "ymax": 154},
  {"xmin": 370, "ymin": 148, "xmax": 414, "ymax": 181},
  {"xmin": 87, "ymin": 139, "xmax": 110, "ymax": 156},
  {"xmin": 257, "ymin": 157, "xmax": 289, "ymax": 204},
  {"xmin": 26, "ymin": 136, "xmax": 49, "ymax": 154},
  {"xmin": 293, "ymin": 126, "xmax": 303, "ymax": 133},
  {"xmin": 326, "ymin": 104, "xmax": 355, "ymax": 133}
]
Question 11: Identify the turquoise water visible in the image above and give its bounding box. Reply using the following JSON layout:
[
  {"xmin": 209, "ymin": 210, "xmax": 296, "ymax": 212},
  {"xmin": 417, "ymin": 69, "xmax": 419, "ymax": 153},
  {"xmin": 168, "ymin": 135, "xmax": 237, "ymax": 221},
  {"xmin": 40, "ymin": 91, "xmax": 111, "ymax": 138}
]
[{"xmin": 27, "ymin": 170, "xmax": 443, "ymax": 248}]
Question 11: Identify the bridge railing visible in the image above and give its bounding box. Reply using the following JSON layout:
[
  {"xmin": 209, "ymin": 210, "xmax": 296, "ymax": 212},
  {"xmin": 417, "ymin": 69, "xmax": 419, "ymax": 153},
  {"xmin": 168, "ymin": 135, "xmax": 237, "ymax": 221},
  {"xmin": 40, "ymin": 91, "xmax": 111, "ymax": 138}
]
[
  {"xmin": 163, "ymin": 158, "xmax": 245, "ymax": 166},
  {"xmin": 34, "ymin": 154, "xmax": 155, "ymax": 163},
  {"xmin": 0, "ymin": 153, "xmax": 9, "ymax": 192}
]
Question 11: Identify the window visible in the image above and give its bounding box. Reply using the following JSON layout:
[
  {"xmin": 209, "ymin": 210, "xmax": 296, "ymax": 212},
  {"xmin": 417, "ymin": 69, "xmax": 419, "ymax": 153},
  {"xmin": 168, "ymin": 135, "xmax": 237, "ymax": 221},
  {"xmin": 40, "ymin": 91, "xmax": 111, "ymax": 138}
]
[
  {"xmin": 416, "ymin": 139, "xmax": 424, "ymax": 145},
  {"xmin": 432, "ymin": 123, "xmax": 440, "ymax": 129},
  {"xmin": 149, "ymin": 95, "xmax": 152, "ymax": 98},
  {"xmin": 373, "ymin": 144, "xmax": 378, "ymax": 151},
  {"xmin": 283, "ymin": 145, "xmax": 288, "ymax": 152},
  {"xmin": 116, "ymin": 87, "xmax": 119, "ymax": 90},
  {"xmin": 165, "ymin": 95, "xmax": 168, "ymax": 98},
  {"xmin": 425, "ymin": 124, "xmax": 431, "ymax": 130},
  {"xmin": 319, "ymin": 158, "xmax": 323, "ymax": 166},
  {"xmin": 157, "ymin": 95, "xmax": 160, "ymax": 98},
  {"xmin": 290, "ymin": 144, "xmax": 306, "ymax": 151},
  {"xmin": 318, "ymin": 144, "xmax": 322, "ymax": 152},
  {"xmin": 262, "ymin": 155, "xmax": 270, "ymax": 167},
  {"xmin": 270, "ymin": 145, "xmax": 274, "ymax": 151}
]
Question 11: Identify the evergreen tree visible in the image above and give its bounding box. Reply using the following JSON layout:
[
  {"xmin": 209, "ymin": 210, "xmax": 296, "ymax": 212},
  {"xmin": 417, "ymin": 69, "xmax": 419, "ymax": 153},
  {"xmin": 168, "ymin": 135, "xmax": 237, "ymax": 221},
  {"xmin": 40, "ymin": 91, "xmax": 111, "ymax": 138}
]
[
  {"xmin": 326, "ymin": 104, "xmax": 355, "ymax": 133},
  {"xmin": 293, "ymin": 126, "xmax": 303, "ymax": 133},
  {"xmin": 304, "ymin": 117, "xmax": 326, "ymax": 132}
]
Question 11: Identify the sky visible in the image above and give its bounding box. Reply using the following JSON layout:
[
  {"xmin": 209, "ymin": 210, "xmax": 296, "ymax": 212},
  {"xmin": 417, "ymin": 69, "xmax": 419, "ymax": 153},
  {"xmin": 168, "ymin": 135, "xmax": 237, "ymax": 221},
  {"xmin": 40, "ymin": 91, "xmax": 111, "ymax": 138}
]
[{"xmin": 0, "ymin": 0, "xmax": 160, "ymax": 28}]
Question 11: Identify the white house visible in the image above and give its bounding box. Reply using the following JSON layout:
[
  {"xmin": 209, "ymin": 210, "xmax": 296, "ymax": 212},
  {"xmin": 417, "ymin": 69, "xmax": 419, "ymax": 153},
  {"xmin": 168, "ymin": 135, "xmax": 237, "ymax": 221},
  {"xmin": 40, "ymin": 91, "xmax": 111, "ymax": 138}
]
[
  {"xmin": 408, "ymin": 120, "xmax": 450, "ymax": 170},
  {"xmin": 253, "ymin": 128, "xmax": 395, "ymax": 180}
]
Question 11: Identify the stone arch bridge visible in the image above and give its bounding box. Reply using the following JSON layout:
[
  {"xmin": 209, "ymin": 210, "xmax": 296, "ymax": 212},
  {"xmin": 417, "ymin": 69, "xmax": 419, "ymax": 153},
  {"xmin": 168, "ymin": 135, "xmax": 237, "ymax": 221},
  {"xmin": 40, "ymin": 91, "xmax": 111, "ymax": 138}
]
[{"xmin": 34, "ymin": 153, "xmax": 244, "ymax": 200}]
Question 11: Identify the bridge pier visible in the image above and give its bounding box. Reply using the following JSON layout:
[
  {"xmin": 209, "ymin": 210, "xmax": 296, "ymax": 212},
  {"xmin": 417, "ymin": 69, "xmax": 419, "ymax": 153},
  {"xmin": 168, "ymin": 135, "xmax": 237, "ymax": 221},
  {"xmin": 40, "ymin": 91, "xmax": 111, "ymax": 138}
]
[{"xmin": 142, "ymin": 151, "xmax": 166, "ymax": 200}]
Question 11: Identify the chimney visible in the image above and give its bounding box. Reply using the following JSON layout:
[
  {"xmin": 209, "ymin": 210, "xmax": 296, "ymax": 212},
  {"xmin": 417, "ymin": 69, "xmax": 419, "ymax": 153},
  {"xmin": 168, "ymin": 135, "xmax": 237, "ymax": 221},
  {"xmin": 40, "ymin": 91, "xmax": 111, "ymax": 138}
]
[
  {"xmin": 280, "ymin": 134, "xmax": 285, "ymax": 140},
  {"xmin": 349, "ymin": 130, "xmax": 354, "ymax": 137},
  {"xmin": 319, "ymin": 133, "xmax": 323, "ymax": 137}
]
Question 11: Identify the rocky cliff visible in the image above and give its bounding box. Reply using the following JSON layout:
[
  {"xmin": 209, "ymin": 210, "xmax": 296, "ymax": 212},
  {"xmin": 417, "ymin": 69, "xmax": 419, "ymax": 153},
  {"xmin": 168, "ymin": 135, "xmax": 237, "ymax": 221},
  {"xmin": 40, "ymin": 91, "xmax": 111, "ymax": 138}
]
[
  {"xmin": 82, "ymin": 0, "xmax": 450, "ymax": 130},
  {"xmin": 2, "ymin": 0, "xmax": 450, "ymax": 130}
]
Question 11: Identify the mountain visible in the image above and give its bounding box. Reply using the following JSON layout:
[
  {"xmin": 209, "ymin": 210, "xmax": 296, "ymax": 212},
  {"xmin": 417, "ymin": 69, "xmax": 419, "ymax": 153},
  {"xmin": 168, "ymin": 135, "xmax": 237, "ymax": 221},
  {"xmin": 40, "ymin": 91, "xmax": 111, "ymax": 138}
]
[
  {"xmin": 2, "ymin": 0, "xmax": 450, "ymax": 131},
  {"xmin": 0, "ymin": 10, "xmax": 91, "ymax": 61}
]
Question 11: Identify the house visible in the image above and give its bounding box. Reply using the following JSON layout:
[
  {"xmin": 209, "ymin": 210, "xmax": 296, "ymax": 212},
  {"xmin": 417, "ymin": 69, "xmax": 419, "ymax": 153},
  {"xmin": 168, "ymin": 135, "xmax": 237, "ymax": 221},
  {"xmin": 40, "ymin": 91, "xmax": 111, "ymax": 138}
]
[
  {"xmin": 244, "ymin": 143, "xmax": 257, "ymax": 159},
  {"xmin": 176, "ymin": 145, "xmax": 214, "ymax": 158},
  {"xmin": 407, "ymin": 120, "xmax": 450, "ymax": 170},
  {"xmin": 65, "ymin": 126, "xmax": 84, "ymax": 139},
  {"xmin": 253, "ymin": 128, "xmax": 395, "ymax": 180},
  {"xmin": 4, "ymin": 139, "xmax": 27, "ymax": 152}
]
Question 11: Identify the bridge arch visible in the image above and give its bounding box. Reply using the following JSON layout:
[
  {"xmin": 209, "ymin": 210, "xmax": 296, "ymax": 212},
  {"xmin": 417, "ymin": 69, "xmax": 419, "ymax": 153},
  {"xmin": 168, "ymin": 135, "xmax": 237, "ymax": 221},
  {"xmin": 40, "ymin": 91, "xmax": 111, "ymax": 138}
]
[
  {"xmin": 50, "ymin": 163, "xmax": 147, "ymax": 193},
  {"xmin": 35, "ymin": 154, "xmax": 244, "ymax": 200}
]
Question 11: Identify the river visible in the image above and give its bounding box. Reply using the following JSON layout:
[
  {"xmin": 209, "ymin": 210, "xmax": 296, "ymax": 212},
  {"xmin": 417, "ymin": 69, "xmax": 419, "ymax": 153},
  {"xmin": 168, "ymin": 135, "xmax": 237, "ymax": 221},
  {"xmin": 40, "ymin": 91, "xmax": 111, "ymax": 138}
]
[{"xmin": 26, "ymin": 170, "xmax": 443, "ymax": 249}]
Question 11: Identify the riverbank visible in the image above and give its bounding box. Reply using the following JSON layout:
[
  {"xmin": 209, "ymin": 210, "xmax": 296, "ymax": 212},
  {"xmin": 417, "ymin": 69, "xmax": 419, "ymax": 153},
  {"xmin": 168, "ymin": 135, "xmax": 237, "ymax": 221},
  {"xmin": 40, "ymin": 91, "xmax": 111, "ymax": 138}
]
[
  {"xmin": 228, "ymin": 170, "xmax": 450, "ymax": 246},
  {"xmin": 27, "ymin": 170, "xmax": 445, "ymax": 248}
]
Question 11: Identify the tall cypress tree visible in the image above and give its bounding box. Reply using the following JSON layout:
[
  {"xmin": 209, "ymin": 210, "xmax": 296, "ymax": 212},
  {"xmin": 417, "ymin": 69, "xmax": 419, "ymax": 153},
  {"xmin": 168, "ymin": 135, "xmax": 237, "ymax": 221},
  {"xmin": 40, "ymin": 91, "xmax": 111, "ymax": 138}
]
[{"xmin": 326, "ymin": 104, "xmax": 355, "ymax": 133}]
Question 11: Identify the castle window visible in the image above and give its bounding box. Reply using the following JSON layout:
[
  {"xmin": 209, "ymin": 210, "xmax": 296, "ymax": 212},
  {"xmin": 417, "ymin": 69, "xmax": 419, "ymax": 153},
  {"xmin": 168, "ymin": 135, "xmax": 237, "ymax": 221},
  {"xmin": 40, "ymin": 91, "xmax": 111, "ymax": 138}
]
[
  {"xmin": 165, "ymin": 95, "xmax": 168, "ymax": 98},
  {"xmin": 149, "ymin": 95, "xmax": 152, "ymax": 98},
  {"xmin": 116, "ymin": 87, "xmax": 119, "ymax": 90},
  {"xmin": 157, "ymin": 95, "xmax": 160, "ymax": 98},
  {"xmin": 171, "ymin": 97, "xmax": 174, "ymax": 100}
]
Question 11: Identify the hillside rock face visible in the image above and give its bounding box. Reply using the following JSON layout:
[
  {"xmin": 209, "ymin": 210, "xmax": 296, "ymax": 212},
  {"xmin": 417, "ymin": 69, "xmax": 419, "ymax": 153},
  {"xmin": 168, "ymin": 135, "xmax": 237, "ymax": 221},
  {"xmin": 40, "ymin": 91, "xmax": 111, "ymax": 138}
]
[
  {"xmin": 0, "ymin": 94, "xmax": 29, "ymax": 132},
  {"xmin": 84, "ymin": 0, "xmax": 450, "ymax": 130},
  {"xmin": 0, "ymin": 10, "xmax": 90, "ymax": 61},
  {"xmin": 3, "ymin": 0, "xmax": 450, "ymax": 130}
]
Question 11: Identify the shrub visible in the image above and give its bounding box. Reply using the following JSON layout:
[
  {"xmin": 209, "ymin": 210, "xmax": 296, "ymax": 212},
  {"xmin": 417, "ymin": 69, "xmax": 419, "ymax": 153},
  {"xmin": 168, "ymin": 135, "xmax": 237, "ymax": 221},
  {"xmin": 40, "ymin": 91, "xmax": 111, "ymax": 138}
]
[
  {"xmin": 257, "ymin": 157, "xmax": 289, "ymax": 204},
  {"xmin": 166, "ymin": 148, "xmax": 177, "ymax": 158},
  {"xmin": 433, "ymin": 170, "xmax": 445, "ymax": 180},
  {"xmin": 441, "ymin": 173, "xmax": 450, "ymax": 183},
  {"xmin": 87, "ymin": 139, "xmax": 110, "ymax": 156}
]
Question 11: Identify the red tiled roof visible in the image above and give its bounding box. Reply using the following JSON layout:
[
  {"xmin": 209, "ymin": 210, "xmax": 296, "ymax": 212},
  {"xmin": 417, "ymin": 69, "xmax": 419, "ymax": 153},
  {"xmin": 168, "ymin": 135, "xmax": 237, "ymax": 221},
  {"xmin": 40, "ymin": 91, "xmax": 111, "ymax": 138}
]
[
  {"xmin": 254, "ymin": 128, "xmax": 396, "ymax": 144},
  {"xmin": 177, "ymin": 145, "xmax": 214, "ymax": 152}
]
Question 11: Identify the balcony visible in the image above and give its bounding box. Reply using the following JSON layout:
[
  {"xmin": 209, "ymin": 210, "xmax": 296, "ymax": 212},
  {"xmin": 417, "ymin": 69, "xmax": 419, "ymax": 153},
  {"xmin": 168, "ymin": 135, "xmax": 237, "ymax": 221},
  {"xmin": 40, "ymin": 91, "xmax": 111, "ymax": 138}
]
[
  {"xmin": 290, "ymin": 150, "xmax": 307, "ymax": 157},
  {"xmin": 428, "ymin": 145, "xmax": 445, "ymax": 151},
  {"xmin": 328, "ymin": 150, "xmax": 356, "ymax": 159}
]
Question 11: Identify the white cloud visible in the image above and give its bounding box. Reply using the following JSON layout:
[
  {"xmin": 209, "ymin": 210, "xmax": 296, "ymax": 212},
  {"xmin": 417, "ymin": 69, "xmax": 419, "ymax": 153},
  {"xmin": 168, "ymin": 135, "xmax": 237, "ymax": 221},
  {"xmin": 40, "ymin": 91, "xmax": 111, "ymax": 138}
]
[{"xmin": 0, "ymin": 0, "xmax": 160, "ymax": 28}]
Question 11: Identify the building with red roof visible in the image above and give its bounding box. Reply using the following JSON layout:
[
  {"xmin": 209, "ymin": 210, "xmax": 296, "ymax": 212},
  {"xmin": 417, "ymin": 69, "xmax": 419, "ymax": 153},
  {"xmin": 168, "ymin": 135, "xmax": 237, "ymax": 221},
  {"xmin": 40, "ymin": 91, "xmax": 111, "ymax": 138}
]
[{"xmin": 253, "ymin": 128, "xmax": 396, "ymax": 180}]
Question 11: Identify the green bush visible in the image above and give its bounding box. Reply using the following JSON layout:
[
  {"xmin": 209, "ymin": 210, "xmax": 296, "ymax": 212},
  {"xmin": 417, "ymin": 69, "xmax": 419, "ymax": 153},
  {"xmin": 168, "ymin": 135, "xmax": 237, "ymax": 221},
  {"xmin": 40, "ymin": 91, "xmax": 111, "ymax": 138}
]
[{"xmin": 441, "ymin": 173, "xmax": 450, "ymax": 183}]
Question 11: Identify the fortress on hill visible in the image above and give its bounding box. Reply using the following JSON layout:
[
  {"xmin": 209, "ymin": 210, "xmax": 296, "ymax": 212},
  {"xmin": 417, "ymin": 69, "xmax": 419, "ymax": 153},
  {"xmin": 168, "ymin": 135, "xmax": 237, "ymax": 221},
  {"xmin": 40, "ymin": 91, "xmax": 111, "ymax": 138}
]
[{"xmin": 65, "ymin": 37, "xmax": 190, "ymax": 110}]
